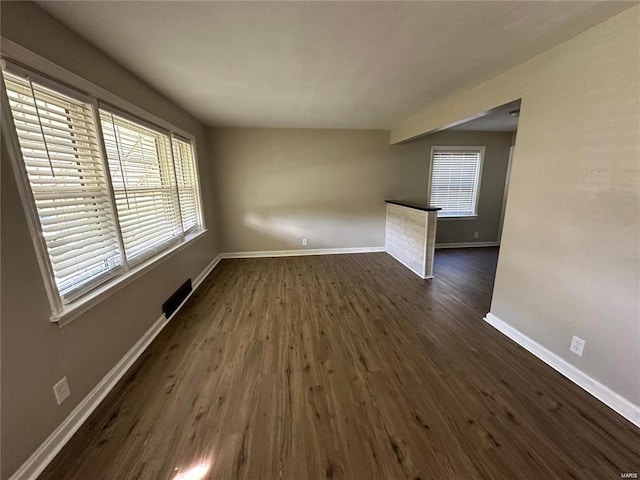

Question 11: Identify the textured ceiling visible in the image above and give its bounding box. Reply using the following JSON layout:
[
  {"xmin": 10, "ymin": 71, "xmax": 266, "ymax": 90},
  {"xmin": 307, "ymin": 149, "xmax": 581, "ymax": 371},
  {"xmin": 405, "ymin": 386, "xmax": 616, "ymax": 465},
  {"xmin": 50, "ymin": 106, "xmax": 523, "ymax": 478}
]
[{"xmin": 38, "ymin": 1, "xmax": 633, "ymax": 129}]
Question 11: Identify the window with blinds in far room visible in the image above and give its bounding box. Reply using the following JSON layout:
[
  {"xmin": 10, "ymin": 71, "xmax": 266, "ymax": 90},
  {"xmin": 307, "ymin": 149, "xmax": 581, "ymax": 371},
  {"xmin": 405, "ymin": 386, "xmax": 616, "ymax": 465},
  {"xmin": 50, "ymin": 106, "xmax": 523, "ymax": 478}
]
[
  {"xmin": 428, "ymin": 147, "xmax": 484, "ymax": 217},
  {"xmin": 2, "ymin": 64, "xmax": 204, "ymax": 312}
]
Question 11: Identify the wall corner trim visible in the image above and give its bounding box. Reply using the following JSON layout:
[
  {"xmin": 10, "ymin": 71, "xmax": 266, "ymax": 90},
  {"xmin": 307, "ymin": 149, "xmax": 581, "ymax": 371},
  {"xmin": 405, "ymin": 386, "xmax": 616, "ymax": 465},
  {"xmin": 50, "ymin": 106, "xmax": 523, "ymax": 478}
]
[
  {"xmin": 484, "ymin": 312, "xmax": 640, "ymax": 428},
  {"xmin": 435, "ymin": 241, "xmax": 500, "ymax": 249},
  {"xmin": 8, "ymin": 254, "xmax": 224, "ymax": 480},
  {"xmin": 221, "ymin": 246, "xmax": 385, "ymax": 259}
]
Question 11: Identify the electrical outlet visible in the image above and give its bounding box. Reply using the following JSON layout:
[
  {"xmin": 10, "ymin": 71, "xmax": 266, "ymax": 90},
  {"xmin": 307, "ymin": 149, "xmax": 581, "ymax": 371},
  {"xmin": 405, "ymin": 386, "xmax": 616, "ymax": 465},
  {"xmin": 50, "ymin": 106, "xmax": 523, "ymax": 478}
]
[
  {"xmin": 302, "ymin": 238, "xmax": 308, "ymax": 246},
  {"xmin": 53, "ymin": 377, "xmax": 71, "ymax": 405},
  {"xmin": 473, "ymin": 231, "xmax": 479, "ymax": 239},
  {"xmin": 569, "ymin": 336, "xmax": 586, "ymax": 357}
]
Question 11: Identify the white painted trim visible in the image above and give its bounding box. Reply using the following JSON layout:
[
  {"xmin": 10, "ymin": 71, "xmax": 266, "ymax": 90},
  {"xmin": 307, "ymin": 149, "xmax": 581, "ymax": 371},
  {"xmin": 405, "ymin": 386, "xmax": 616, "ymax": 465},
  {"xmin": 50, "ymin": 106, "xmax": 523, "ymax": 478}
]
[
  {"xmin": 425, "ymin": 211, "xmax": 438, "ymax": 278},
  {"xmin": 435, "ymin": 241, "xmax": 500, "ymax": 249},
  {"xmin": 437, "ymin": 215, "xmax": 479, "ymax": 221},
  {"xmin": 8, "ymin": 254, "xmax": 223, "ymax": 480},
  {"xmin": 55, "ymin": 229, "xmax": 208, "ymax": 327},
  {"xmin": 1, "ymin": 43, "xmax": 208, "ymax": 324},
  {"xmin": 194, "ymin": 254, "xmax": 222, "ymax": 286},
  {"xmin": 221, "ymin": 246, "xmax": 385, "ymax": 259},
  {"xmin": 0, "ymin": 71, "xmax": 63, "ymax": 313},
  {"xmin": 484, "ymin": 313, "xmax": 640, "ymax": 428},
  {"xmin": 421, "ymin": 211, "xmax": 429, "ymax": 276},
  {"xmin": 0, "ymin": 39, "xmax": 195, "ymax": 140},
  {"xmin": 1, "ymin": 45, "xmax": 208, "ymax": 233},
  {"xmin": 428, "ymin": 145, "xmax": 486, "ymax": 217}
]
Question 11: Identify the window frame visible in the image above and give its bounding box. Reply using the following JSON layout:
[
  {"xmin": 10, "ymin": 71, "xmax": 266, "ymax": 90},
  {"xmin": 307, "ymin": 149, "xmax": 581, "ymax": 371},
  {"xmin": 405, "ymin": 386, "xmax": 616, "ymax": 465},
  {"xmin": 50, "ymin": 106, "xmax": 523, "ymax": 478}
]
[
  {"xmin": 171, "ymin": 133, "xmax": 204, "ymax": 235},
  {"xmin": 427, "ymin": 145, "xmax": 485, "ymax": 219},
  {"xmin": 1, "ymin": 44, "xmax": 207, "ymax": 326},
  {"xmin": 3, "ymin": 71, "xmax": 128, "ymax": 304},
  {"xmin": 98, "ymin": 106, "xmax": 185, "ymax": 266}
]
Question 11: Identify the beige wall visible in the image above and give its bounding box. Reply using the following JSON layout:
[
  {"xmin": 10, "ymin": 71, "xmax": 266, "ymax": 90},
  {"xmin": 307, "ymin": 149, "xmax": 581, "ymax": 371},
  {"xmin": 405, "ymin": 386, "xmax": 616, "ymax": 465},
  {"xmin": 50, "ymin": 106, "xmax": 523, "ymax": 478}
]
[
  {"xmin": 0, "ymin": 3, "xmax": 218, "ymax": 478},
  {"xmin": 387, "ymin": 130, "xmax": 513, "ymax": 244},
  {"xmin": 2, "ymin": 2, "xmax": 638, "ymax": 477},
  {"xmin": 392, "ymin": 6, "xmax": 640, "ymax": 406},
  {"xmin": 209, "ymin": 128, "xmax": 389, "ymax": 253}
]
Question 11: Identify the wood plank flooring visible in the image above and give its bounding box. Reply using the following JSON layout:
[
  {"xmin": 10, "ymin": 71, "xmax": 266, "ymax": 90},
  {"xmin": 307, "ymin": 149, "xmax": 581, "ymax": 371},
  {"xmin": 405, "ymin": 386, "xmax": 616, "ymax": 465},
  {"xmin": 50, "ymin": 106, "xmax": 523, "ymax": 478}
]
[{"xmin": 41, "ymin": 249, "xmax": 640, "ymax": 479}]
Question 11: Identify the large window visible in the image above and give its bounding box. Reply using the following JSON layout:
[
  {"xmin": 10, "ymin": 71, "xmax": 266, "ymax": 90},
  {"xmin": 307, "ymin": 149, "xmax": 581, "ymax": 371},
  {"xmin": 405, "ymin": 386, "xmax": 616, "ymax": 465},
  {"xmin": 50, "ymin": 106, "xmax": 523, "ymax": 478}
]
[
  {"xmin": 428, "ymin": 146, "xmax": 484, "ymax": 217},
  {"xmin": 2, "ymin": 65, "xmax": 204, "ymax": 314}
]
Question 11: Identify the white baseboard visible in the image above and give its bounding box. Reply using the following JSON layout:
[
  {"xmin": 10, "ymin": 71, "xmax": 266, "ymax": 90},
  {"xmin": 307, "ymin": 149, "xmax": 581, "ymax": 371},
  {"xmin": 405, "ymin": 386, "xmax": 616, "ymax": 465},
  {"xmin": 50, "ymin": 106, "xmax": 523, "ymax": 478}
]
[
  {"xmin": 194, "ymin": 254, "xmax": 222, "ymax": 286},
  {"xmin": 222, "ymin": 246, "xmax": 385, "ymax": 259},
  {"xmin": 436, "ymin": 241, "xmax": 500, "ymax": 249},
  {"xmin": 9, "ymin": 254, "xmax": 223, "ymax": 480},
  {"xmin": 484, "ymin": 313, "xmax": 640, "ymax": 428}
]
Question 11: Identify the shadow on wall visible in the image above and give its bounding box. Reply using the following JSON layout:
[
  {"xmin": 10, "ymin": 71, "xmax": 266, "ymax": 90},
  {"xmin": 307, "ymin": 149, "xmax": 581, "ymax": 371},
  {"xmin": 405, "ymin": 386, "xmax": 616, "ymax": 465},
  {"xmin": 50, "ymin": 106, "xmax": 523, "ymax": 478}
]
[
  {"xmin": 235, "ymin": 198, "xmax": 386, "ymax": 251},
  {"xmin": 211, "ymin": 129, "xmax": 390, "ymax": 252}
]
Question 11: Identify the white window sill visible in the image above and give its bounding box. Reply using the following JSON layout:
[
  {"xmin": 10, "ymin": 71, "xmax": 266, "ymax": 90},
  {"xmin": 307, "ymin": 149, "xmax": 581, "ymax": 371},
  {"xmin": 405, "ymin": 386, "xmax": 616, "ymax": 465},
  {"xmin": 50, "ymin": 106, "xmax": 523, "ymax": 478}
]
[
  {"xmin": 437, "ymin": 215, "xmax": 479, "ymax": 221},
  {"xmin": 51, "ymin": 228, "xmax": 208, "ymax": 327}
]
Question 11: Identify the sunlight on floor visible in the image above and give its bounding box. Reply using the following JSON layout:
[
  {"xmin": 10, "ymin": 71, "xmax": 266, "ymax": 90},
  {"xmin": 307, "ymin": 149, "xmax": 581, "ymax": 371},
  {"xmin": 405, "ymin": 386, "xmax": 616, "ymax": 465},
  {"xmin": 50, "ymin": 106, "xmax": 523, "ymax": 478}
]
[{"xmin": 173, "ymin": 462, "xmax": 211, "ymax": 480}]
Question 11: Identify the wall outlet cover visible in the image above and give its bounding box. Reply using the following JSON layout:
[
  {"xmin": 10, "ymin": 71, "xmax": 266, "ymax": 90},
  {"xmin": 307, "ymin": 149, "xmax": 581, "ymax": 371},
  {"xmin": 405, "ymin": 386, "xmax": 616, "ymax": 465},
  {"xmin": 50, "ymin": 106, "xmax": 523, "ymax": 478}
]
[
  {"xmin": 569, "ymin": 335, "xmax": 586, "ymax": 357},
  {"xmin": 53, "ymin": 376, "xmax": 71, "ymax": 405},
  {"xmin": 302, "ymin": 238, "xmax": 308, "ymax": 246}
]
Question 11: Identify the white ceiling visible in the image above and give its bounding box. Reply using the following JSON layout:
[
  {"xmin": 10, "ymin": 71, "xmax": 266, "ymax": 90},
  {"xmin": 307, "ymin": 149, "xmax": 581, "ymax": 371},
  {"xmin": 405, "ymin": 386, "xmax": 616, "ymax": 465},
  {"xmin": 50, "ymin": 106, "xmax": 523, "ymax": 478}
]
[{"xmin": 38, "ymin": 1, "xmax": 633, "ymax": 129}]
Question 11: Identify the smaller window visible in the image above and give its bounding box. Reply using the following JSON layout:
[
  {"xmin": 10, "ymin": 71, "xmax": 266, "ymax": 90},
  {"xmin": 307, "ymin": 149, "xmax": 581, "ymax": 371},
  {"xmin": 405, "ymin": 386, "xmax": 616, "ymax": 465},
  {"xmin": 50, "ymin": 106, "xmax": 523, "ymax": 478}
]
[{"xmin": 428, "ymin": 146, "xmax": 485, "ymax": 217}]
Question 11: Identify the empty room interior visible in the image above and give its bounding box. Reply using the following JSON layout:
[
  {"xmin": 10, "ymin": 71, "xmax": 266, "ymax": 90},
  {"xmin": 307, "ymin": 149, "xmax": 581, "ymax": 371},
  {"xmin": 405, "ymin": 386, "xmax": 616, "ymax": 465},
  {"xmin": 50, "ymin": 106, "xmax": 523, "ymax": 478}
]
[{"xmin": 1, "ymin": 1, "xmax": 639, "ymax": 479}]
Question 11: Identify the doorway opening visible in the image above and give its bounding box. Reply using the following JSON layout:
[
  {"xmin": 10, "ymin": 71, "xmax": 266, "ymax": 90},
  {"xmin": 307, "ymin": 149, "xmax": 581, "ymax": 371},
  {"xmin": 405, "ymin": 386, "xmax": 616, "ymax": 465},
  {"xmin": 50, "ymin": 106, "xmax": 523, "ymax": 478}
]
[{"xmin": 428, "ymin": 99, "xmax": 521, "ymax": 249}]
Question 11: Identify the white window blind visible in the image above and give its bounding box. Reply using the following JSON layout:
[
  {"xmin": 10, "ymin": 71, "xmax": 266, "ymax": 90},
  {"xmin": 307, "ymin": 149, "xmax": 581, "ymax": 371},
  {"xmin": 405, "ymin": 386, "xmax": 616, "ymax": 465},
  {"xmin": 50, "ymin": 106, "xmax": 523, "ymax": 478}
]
[
  {"xmin": 3, "ymin": 72, "xmax": 123, "ymax": 301},
  {"xmin": 3, "ymin": 62, "xmax": 205, "ymax": 313},
  {"xmin": 171, "ymin": 135, "xmax": 199, "ymax": 233},
  {"xmin": 429, "ymin": 148, "xmax": 483, "ymax": 217},
  {"xmin": 99, "ymin": 110, "xmax": 183, "ymax": 266}
]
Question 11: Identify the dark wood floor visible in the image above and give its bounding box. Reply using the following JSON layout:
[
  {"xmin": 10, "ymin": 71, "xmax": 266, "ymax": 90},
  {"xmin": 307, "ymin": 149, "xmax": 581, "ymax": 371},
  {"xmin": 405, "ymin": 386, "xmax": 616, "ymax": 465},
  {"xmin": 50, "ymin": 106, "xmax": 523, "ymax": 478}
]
[{"xmin": 42, "ymin": 249, "xmax": 639, "ymax": 479}]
